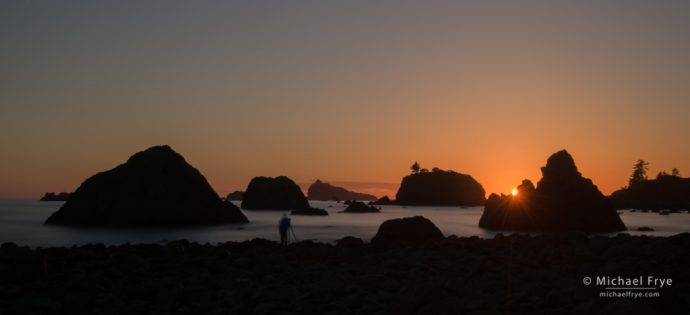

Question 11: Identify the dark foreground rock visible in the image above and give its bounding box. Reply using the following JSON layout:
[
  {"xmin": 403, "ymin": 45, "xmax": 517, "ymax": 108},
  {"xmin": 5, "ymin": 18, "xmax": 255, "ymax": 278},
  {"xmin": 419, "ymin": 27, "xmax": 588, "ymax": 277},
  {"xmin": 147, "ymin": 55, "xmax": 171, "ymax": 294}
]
[
  {"xmin": 290, "ymin": 208, "xmax": 328, "ymax": 216},
  {"xmin": 1, "ymin": 234, "xmax": 689, "ymax": 315},
  {"xmin": 307, "ymin": 180, "xmax": 377, "ymax": 201},
  {"xmin": 44, "ymin": 145, "xmax": 248, "ymax": 226},
  {"xmin": 371, "ymin": 216, "xmax": 444, "ymax": 245},
  {"xmin": 479, "ymin": 150, "xmax": 626, "ymax": 232},
  {"xmin": 241, "ymin": 176, "xmax": 311, "ymax": 210},
  {"xmin": 341, "ymin": 201, "xmax": 380, "ymax": 213},
  {"xmin": 395, "ymin": 169, "xmax": 486, "ymax": 206},
  {"xmin": 40, "ymin": 192, "xmax": 73, "ymax": 201}
]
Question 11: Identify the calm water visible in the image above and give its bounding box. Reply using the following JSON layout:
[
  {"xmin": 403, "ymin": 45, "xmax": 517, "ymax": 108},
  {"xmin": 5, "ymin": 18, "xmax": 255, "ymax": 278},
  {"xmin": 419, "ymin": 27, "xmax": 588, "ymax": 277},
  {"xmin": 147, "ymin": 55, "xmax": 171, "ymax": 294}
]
[{"xmin": 1, "ymin": 200, "xmax": 689, "ymax": 247}]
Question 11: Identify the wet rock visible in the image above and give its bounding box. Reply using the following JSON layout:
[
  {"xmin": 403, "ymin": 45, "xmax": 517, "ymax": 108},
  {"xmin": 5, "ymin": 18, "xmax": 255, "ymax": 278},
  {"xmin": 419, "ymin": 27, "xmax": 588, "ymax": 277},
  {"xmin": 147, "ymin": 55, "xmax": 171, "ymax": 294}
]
[{"xmin": 341, "ymin": 201, "xmax": 380, "ymax": 213}]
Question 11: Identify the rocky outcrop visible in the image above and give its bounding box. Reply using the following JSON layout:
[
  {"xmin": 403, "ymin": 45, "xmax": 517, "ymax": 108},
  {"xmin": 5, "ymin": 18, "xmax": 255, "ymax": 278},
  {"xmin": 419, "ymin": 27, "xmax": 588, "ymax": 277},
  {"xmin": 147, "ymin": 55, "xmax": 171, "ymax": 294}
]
[
  {"xmin": 395, "ymin": 169, "xmax": 485, "ymax": 206},
  {"xmin": 44, "ymin": 145, "xmax": 248, "ymax": 226},
  {"xmin": 225, "ymin": 191, "xmax": 245, "ymax": 201},
  {"xmin": 241, "ymin": 176, "xmax": 311, "ymax": 210},
  {"xmin": 371, "ymin": 216, "xmax": 444, "ymax": 245},
  {"xmin": 341, "ymin": 201, "xmax": 380, "ymax": 213},
  {"xmin": 479, "ymin": 150, "xmax": 626, "ymax": 232},
  {"xmin": 306, "ymin": 180, "xmax": 377, "ymax": 201},
  {"xmin": 40, "ymin": 192, "xmax": 73, "ymax": 201},
  {"xmin": 610, "ymin": 175, "xmax": 690, "ymax": 210}
]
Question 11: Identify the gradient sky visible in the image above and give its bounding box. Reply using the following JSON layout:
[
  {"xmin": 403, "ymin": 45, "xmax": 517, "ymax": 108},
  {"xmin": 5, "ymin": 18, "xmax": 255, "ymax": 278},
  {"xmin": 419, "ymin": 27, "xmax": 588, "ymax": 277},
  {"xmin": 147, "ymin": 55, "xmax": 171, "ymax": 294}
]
[{"xmin": 2, "ymin": 1, "xmax": 690, "ymax": 199}]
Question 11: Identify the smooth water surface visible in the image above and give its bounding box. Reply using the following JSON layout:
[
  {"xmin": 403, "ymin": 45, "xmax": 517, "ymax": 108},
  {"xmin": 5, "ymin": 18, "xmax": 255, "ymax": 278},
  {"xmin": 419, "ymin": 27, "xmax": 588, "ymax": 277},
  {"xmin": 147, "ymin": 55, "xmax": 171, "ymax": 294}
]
[{"xmin": 1, "ymin": 200, "xmax": 689, "ymax": 247}]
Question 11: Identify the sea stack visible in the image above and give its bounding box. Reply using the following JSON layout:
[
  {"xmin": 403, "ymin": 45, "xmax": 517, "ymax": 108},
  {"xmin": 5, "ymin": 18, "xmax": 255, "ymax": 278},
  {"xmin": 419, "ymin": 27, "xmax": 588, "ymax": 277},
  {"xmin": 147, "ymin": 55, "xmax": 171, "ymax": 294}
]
[
  {"xmin": 479, "ymin": 150, "xmax": 626, "ymax": 232},
  {"xmin": 241, "ymin": 176, "xmax": 311, "ymax": 210},
  {"xmin": 44, "ymin": 145, "xmax": 248, "ymax": 226},
  {"xmin": 610, "ymin": 173, "xmax": 690, "ymax": 210},
  {"xmin": 395, "ymin": 169, "xmax": 485, "ymax": 206}
]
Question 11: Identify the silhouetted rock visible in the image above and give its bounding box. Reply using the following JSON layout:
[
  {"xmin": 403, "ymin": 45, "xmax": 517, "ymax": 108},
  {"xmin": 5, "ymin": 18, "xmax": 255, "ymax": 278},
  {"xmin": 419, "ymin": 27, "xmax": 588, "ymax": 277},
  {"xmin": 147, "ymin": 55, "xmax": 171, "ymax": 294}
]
[
  {"xmin": 370, "ymin": 196, "xmax": 395, "ymax": 205},
  {"xmin": 637, "ymin": 227, "xmax": 654, "ymax": 232},
  {"xmin": 395, "ymin": 169, "xmax": 485, "ymax": 206},
  {"xmin": 307, "ymin": 180, "xmax": 377, "ymax": 201},
  {"xmin": 371, "ymin": 216, "xmax": 444, "ymax": 245},
  {"xmin": 290, "ymin": 208, "xmax": 328, "ymax": 216},
  {"xmin": 40, "ymin": 192, "xmax": 73, "ymax": 201},
  {"xmin": 479, "ymin": 150, "xmax": 626, "ymax": 232},
  {"xmin": 225, "ymin": 191, "xmax": 245, "ymax": 201},
  {"xmin": 44, "ymin": 145, "xmax": 248, "ymax": 226},
  {"xmin": 610, "ymin": 174, "xmax": 690, "ymax": 210},
  {"xmin": 341, "ymin": 201, "xmax": 380, "ymax": 213},
  {"xmin": 241, "ymin": 176, "xmax": 311, "ymax": 210}
]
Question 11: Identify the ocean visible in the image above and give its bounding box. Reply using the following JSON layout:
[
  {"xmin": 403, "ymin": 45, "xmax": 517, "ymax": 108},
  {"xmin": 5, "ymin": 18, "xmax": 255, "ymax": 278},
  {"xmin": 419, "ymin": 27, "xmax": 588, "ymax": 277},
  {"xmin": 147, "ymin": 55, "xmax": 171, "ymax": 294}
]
[{"xmin": 1, "ymin": 200, "xmax": 689, "ymax": 247}]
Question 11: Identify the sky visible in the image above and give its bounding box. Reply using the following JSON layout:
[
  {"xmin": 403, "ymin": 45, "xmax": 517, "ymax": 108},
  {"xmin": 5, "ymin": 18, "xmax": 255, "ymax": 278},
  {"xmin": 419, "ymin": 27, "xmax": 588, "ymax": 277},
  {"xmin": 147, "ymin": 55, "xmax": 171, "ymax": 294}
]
[{"xmin": 1, "ymin": 0, "xmax": 690, "ymax": 199}]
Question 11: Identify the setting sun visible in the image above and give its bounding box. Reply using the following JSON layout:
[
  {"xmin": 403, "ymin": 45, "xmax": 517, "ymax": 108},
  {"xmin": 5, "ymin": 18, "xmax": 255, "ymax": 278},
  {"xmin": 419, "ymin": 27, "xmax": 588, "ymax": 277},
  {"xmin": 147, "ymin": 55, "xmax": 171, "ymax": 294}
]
[{"xmin": 512, "ymin": 188, "xmax": 518, "ymax": 196}]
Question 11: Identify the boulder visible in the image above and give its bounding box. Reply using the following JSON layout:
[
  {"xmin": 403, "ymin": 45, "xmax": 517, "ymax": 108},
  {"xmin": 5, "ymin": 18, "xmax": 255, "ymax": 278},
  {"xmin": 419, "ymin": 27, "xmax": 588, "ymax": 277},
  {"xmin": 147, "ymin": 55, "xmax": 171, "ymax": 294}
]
[
  {"xmin": 44, "ymin": 145, "xmax": 248, "ymax": 226},
  {"xmin": 371, "ymin": 216, "xmax": 444, "ymax": 245},
  {"xmin": 241, "ymin": 176, "xmax": 311, "ymax": 210},
  {"xmin": 395, "ymin": 169, "xmax": 485, "ymax": 206},
  {"xmin": 307, "ymin": 180, "xmax": 377, "ymax": 201},
  {"xmin": 341, "ymin": 201, "xmax": 380, "ymax": 213},
  {"xmin": 479, "ymin": 150, "xmax": 626, "ymax": 232}
]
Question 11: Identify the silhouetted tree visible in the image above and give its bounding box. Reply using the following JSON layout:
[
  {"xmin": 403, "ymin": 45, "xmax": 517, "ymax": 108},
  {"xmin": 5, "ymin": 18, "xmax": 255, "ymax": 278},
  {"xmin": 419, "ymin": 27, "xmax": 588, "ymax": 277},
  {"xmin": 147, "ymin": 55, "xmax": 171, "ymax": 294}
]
[
  {"xmin": 628, "ymin": 159, "xmax": 649, "ymax": 187},
  {"xmin": 657, "ymin": 171, "xmax": 669, "ymax": 179},
  {"xmin": 411, "ymin": 162, "xmax": 420, "ymax": 174},
  {"xmin": 432, "ymin": 167, "xmax": 441, "ymax": 172},
  {"xmin": 420, "ymin": 168, "xmax": 429, "ymax": 173},
  {"xmin": 672, "ymin": 168, "xmax": 681, "ymax": 177}
]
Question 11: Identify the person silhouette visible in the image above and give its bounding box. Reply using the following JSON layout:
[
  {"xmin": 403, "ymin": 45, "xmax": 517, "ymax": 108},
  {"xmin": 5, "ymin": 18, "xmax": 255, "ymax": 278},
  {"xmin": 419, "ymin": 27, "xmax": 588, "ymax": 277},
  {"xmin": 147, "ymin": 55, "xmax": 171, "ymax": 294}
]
[{"xmin": 278, "ymin": 214, "xmax": 291, "ymax": 246}]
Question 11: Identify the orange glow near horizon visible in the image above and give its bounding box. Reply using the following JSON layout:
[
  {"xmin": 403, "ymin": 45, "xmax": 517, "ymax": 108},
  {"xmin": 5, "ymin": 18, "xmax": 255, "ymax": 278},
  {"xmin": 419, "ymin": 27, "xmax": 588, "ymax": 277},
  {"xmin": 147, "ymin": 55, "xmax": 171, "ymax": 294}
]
[
  {"xmin": 512, "ymin": 188, "xmax": 519, "ymax": 196},
  {"xmin": 1, "ymin": 2, "xmax": 690, "ymax": 200}
]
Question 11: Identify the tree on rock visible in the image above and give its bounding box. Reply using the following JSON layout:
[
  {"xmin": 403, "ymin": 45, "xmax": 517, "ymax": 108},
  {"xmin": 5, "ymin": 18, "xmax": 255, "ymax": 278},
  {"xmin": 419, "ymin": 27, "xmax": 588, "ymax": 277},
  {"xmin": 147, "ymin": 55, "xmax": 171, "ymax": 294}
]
[
  {"xmin": 629, "ymin": 159, "xmax": 649, "ymax": 187},
  {"xmin": 411, "ymin": 162, "xmax": 421, "ymax": 174}
]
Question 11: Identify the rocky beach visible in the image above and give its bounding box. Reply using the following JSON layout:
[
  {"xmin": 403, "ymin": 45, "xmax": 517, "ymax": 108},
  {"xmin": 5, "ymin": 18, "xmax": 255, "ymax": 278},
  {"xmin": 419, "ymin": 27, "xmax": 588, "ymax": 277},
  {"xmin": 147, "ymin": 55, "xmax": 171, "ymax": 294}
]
[{"xmin": 1, "ymin": 232, "xmax": 688, "ymax": 315}]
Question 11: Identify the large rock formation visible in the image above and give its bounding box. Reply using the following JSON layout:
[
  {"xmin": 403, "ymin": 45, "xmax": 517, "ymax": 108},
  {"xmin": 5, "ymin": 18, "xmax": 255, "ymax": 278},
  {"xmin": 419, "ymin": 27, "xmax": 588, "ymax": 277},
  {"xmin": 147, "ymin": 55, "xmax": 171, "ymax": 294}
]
[
  {"xmin": 341, "ymin": 201, "xmax": 380, "ymax": 213},
  {"xmin": 371, "ymin": 216, "xmax": 444, "ymax": 245},
  {"xmin": 44, "ymin": 145, "xmax": 248, "ymax": 226},
  {"xmin": 306, "ymin": 180, "xmax": 377, "ymax": 201},
  {"xmin": 241, "ymin": 176, "xmax": 311, "ymax": 210},
  {"xmin": 395, "ymin": 169, "xmax": 485, "ymax": 206},
  {"xmin": 610, "ymin": 174, "xmax": 690, "ymax": 210},
  {"xmin": 479, "ymin": 150, "xmax": 626, "ymax": 232},
  {"xmin": 40, "ymin": 192, "xmax": 73, "ymax": 201}
]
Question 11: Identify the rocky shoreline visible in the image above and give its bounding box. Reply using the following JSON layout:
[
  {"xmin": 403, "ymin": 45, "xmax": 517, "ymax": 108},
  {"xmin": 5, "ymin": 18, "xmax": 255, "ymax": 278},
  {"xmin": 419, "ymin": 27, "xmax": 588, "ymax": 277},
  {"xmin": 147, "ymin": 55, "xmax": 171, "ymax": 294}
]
[{"xmin": 1, "ymin": 234, "xmax": 689, "ymax": 314}]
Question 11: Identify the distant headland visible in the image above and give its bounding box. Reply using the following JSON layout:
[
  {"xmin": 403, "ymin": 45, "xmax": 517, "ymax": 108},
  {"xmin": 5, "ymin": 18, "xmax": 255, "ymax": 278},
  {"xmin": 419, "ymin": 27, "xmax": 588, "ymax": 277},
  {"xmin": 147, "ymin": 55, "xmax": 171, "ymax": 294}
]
[{"xmin": 307, "ymin": 180, "xmax": 377, "ymax": 201}]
